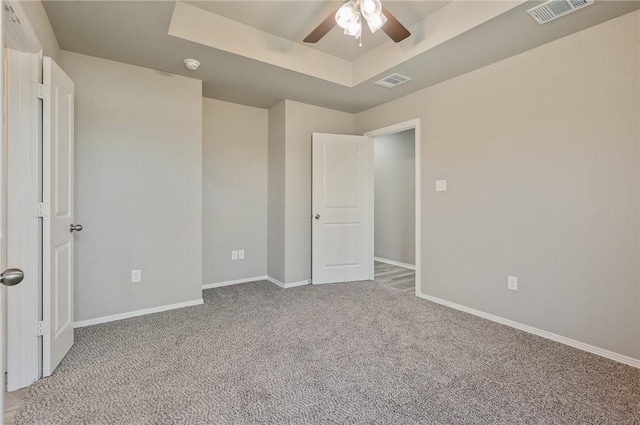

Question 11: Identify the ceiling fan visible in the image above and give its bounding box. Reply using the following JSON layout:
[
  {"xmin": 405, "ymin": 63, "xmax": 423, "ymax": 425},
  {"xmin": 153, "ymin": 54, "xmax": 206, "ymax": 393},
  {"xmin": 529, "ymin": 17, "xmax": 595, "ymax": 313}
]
[{"xmin": 303, "ymin": 0, "xmax": 411, "ymax": 45}]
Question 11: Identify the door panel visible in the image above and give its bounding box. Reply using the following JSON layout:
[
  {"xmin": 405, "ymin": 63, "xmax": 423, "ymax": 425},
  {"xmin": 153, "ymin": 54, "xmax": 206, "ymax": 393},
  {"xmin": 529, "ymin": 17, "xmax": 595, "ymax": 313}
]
[
  {"xmin": 324, "ymin": 143, "xmax": 360, "ymax": 208},
  {"xmin": 312, "ymin": 133, "xmax": 373, "ymax": 285},
  {"xmin": 5, "ymin": 48, "xmax": 41, "ymax": 391},
  {"xmin": 53, "ymin": 243, "xmax": 71, "ymax": 338},
  {"xmin": 42, "ymin": 56, "xmax": 74, "ymax": 376},
  {"xmin": 1, "ymin": 40, "xmax": 6, "ymax": 425},
  {"xmin": 323, "ymin": 223, "xmax": 361, "ymax": 266}
]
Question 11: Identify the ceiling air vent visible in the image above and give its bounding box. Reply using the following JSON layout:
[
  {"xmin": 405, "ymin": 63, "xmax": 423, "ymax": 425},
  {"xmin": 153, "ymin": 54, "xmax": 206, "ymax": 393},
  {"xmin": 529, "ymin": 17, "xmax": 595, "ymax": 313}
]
[
  {"xmin": 375, "ymin": 73, "xmax": 411, "ymax": 89},
  {"xmin": 527, "ymin": 0, "xmax": 594, "ymax": 25}
]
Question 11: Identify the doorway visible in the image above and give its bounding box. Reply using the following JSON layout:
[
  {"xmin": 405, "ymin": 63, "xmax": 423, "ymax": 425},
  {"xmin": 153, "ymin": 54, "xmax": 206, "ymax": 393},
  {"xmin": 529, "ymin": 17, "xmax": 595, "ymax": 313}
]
[
  {"xmin": 372, "ymin": 129, "xmax": 416, "ymax": 292},
  {"xmin": 365, "ymin": 119, "xmax": 421, "ymax": 295}
]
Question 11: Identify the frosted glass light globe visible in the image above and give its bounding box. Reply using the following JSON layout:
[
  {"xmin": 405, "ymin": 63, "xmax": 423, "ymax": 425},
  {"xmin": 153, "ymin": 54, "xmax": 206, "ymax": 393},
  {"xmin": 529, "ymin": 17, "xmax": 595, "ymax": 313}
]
[{"xmin": 362, "ymin": 0, "xmax": 376, "ymax": 14}]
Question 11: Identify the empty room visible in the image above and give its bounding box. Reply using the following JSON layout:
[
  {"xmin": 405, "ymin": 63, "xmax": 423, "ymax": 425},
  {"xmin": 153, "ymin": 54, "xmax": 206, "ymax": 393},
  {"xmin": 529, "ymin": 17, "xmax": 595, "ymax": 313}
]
[{"xmin": 0, "ymin": 0, "xmax": 638, "ymax": 424}]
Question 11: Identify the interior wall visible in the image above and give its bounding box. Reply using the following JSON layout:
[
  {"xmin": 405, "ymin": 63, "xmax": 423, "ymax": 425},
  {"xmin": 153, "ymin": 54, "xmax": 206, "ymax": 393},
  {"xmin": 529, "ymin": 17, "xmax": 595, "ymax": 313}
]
[
  {"xmin": 203, "ymin": 98, "xmax": 268, "ymax": 284},
  {"xmin": 374, "ymin": 129, "xmax": 415, "ymax": 266},
  {"xmin": 355, "ymin": 11, "xmax": 640, "ymax": 360},
  {"xmin": 267, "ymin": 101, "xmax": 286, "ymax": 283},
  {"xmin": 61, "ymin": 51, "xmax": 203, "ymax": 322},
  {"xmin": 283, "ymin": 100, "xmax": 355, "ymax": 284}
]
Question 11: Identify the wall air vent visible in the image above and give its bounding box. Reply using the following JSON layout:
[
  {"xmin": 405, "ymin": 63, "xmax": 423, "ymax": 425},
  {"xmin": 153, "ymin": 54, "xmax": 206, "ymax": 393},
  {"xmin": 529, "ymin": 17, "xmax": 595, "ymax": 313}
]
[
  {"xmin": 375, "ymin": 73, "xmax": 411, "ymax": 89},
  {"xmin": 527, "ymin": 0, "xmax": 594, "ymax": 25}
]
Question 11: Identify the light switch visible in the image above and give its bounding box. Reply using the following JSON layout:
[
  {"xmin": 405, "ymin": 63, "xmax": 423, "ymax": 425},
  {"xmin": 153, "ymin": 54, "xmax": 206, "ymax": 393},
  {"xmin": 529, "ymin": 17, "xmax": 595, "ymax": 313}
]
[{"xmin": 436, "ymin": 180, "xmax": 447, "ymax": 192}]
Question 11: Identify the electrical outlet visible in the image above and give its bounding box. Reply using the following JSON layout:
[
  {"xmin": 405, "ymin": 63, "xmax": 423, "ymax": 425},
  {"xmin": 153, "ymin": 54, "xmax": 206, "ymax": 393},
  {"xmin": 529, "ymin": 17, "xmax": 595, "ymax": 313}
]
[
  {"xmin": 231, "ymin": 251, "xmax": 238, "ymax": 260},
  {"xmin": 131, "ymin": 269, "xmax": 141, "ymax": 283},
  {"xmin": 435, "ymin": 180, "xmax": 447, "ymax": 192},
  {"xmin": 238, "ymin": 249, "xmax": 245, "ymax": 260},
  {"xmin": 507, "ymin": 276, "xmax": 518, "ymax": 291}
]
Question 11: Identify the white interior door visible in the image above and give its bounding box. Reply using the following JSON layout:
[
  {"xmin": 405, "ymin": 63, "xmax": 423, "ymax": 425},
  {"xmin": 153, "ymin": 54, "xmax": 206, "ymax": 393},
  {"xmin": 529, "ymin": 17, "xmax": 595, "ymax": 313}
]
[
  {"xmin": 42, "ymin": 56, "xmax": 75, "ymax": 377},
  {"xmin": 1, "ymin": 38, "xmax": 7, "ymax": 425},
  {"xmin": 312, "ymin": 133, "xmax": 374, "ymax": 285}
]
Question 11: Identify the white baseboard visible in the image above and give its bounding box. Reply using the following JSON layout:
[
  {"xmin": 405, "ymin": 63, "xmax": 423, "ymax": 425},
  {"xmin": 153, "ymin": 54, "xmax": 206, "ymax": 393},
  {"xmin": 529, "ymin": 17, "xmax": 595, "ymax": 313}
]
[
  {"xmin": 416, "ymin": 292, "xmax": 640, "ymax": 369},
  {"xmin": 267, "ymin": 276, "xmax": 311, "ymax": 289},
  {"xmin": 374, "ymin": 256, "xmax": 416, "ymax": 270},
  {"xmin": 74, "ymin": 299, "xmax": 204, "ymax": 328},
  {"xmin": 203, "ymin": 275, "xmax": 268, "ymax": 289}
]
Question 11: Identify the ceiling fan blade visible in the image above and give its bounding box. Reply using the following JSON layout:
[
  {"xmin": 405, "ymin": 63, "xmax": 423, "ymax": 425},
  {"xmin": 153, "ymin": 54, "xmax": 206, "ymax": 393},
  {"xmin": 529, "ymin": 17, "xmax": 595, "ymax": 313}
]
[
  {"xmin": 381, "ymin": 6, "xmax": 411, "ymax": 42},
  {"xmin": 303, "ymin": 11, "xmax": 338, "ymax": 43}
]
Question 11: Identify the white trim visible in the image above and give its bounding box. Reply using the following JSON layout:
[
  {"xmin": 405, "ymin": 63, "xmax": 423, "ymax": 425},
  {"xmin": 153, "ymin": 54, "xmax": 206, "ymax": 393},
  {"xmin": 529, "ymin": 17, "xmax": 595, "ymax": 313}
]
[
  {"xmin": 369, "ymin": 137, "xmax": 375, "ymax": 281},
  {"xmin": 416, "ymin": 291, "xmax": 640, "ymax": 369},
  {"xmin": 202, "ymin": 275, "xmax": 268, "ymax": 289},
  {"xmin": 3, "ymin": 0, "xmax": 42, "ymax": 53},
  {"xmin": 284, "ymin": 279, "xmax": 311, "ymax": 288},
  {"xmin": 267, "ymin": 276, "xmax": 311, "ymax": 289},
  {"xmin": 73, "ymin": 299, "xmax": 204, "ymax": 328},
  {"xmin": 374, "ymin": 257, "xmax": 416, "ymax": 271},
  {"xmin": 365, "ymin": 119, "xmax": 421, "ymax": 298},
  {"xmin": 267, "ymin": 276, "xmax": 285, "ymax": 287},
  {"xmin": 203, "ymin": 276, "xmax": 311, "ymax": 290}
]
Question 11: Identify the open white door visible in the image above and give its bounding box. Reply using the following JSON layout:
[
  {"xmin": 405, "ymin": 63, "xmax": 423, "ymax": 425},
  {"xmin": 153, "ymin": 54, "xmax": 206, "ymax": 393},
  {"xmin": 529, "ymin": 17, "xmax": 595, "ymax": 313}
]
[
  {"xmin": 0, "ymin": 27, "xmax": 27, "ymax": 423},
  {"xmin": 311, "ymin": 133, "xmax": 374, "ymax": 285},
  {"xmin": 42, "ymin": 56, "xmax": 75, "ymax": 376},
  {"xmin": 1, "ymin": 35, "xmax": 6, "ymax": 425}
]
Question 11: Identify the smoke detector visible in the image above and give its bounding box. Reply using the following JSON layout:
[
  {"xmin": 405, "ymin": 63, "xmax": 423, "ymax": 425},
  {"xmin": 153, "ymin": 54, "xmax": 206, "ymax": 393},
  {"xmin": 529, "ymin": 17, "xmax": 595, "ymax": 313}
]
[{"xmin": 184, "ymin": 59, "xmax": 200, "ymax": 71}]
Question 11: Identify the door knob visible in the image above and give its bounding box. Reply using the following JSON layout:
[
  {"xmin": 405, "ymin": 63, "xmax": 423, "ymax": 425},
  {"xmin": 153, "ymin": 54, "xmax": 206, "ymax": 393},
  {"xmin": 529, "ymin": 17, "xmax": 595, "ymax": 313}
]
[
  {"xmin": 314, "ymin": 214, "xmax": 320, "ymax": 220},
  {"xmin": 70, "ymin": 224, "xmax": 83, "ymax": 233},
  {"xmin": 1, "ymin": 268, "xmax": 24, "ymax": 287}
]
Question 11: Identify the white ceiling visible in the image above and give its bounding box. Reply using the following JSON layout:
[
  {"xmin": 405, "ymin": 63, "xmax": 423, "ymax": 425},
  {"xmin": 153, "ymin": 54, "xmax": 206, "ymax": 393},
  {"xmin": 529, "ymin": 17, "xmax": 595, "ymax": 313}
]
[
  {"xmin": 42, "ymin": 0, "xmax": 640, "ymax": 113},
  {"xmin": 186, "ymin": 1, "xmax": 451, "ymax": 60}
]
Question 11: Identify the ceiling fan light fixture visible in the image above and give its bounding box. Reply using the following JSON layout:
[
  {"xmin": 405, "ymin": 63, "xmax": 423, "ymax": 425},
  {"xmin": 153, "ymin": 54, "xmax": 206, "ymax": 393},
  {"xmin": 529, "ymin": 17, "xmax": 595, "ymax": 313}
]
[
  {"xmin": 305, "ymin": 0, "xmax": 409, "ymax": 45},
  {"xmin": 366, "ymin": 12, "xmax": 387, "ymax": 33},
  {"xmin": 335, "ymin": 0, "xmax": 389, "ymax": 42},
  {"xmin": 344, "ymin": 14, "xmax": 362, "ymax": 37},
  {"xmin": 361, "ymin": 0, "xmax": 382, "ymax": 20},
  {"xmin": 335, "ymin": 1, "xmax": 358, "ymax": 29}
]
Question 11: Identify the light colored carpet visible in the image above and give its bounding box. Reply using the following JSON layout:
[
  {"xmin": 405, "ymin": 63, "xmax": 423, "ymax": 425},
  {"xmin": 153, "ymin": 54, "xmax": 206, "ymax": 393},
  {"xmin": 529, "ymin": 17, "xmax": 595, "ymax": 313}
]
[{"xmin": 14, "ymin": 280, "xmax": 640, "ymax": 424}]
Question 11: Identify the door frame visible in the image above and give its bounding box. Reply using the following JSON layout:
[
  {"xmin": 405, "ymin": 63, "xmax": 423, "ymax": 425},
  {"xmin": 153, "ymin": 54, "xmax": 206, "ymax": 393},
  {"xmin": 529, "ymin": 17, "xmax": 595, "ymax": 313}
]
[
  {"xmin": 4, "ymin": 0, "xmax": 44, "ymax": 391},
  {"xmin": 364, "ymin": 119, "xmax": 421, "ymax": 296}
]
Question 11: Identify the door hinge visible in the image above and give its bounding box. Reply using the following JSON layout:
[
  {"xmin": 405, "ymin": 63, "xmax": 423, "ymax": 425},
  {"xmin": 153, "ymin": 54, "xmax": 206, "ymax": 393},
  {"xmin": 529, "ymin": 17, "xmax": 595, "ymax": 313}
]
[
  {"xmin": 35, "ymin": 321, "xmax": 50, "ymax": 336},
  {"xmin": 34, "ymin": 202, "xmax": 49, "ymax": 218},
  {"xmin": 31, "ymin": 83, "xmax": 46, "ymax": 100}
]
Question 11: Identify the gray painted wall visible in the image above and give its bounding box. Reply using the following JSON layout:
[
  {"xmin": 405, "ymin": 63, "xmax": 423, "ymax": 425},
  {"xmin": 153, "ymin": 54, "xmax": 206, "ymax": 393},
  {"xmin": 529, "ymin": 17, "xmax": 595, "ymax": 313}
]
[
  {"xmin": 283, "ymin": 100, "xmax": 355, "ymax": 284},
  {"xmin": 267, "ymin": 101, "xmax": 286, "ymax": 282},
  {"xmin": 203, "ymin": 98, "xmax": 268, "ymax": 284},
  {"xmin": 62, "ymin": 51, "xmax": 203, "ymax": 322},
  {"xmin": 374, "ymin": 130, "xmax": 415, "ymax": 265},
  {"xmin": 355, "ymin": 11, "xmax": 640, "ymax": 359}
]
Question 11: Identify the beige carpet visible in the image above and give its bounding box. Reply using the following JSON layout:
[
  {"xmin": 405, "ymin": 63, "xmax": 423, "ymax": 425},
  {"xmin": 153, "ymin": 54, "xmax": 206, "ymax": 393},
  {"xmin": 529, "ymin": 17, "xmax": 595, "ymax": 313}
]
[{"xmin": 14, "ymin": 280, "xmax": 640, "ymax": 424}]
